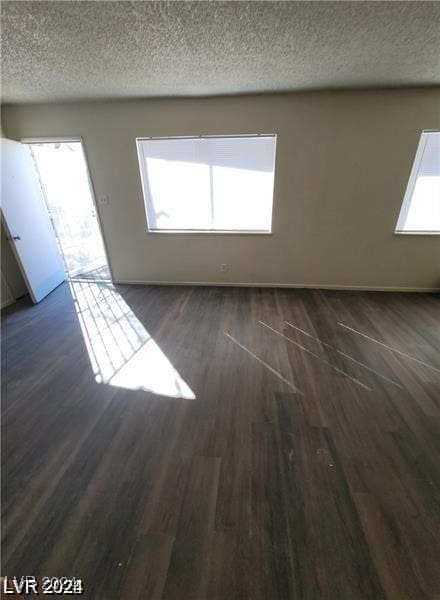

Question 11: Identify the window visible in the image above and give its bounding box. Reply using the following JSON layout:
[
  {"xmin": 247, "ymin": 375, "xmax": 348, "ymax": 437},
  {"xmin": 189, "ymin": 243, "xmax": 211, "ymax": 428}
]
[
  {"xmin": 395, "ymin": 131, "xmax": 440, "ymax": 234},
  {"xmin": 137, "ymin": 135, "xmax": 276, "ymax": 233}
]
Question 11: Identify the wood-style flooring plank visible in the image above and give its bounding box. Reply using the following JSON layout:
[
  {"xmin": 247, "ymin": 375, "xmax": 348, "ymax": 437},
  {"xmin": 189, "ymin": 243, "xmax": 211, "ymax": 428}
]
[
  {"xmin": 161, "ymin": 455, "xmax": 221, "ymax": 600},
  {"xmin": 1, "ymin": 283, "xmax": 439, "ymax": 599}
]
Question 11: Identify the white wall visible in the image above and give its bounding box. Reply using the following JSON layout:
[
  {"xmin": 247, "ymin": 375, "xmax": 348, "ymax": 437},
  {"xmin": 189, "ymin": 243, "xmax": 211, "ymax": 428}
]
[{"xmin": 2, "ymin": 88, "xmax": 440, "ymax": 290}]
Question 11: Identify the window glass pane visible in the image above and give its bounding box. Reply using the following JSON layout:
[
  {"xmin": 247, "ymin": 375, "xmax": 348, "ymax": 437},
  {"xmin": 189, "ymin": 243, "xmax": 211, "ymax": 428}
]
[
  {"xmin": 208, "ymin": 136, "xmax": 275, "ymax": 231},
  {"xmin": 142, "ymin": 138, "xmax": 211, "ymax": 230},
  {"xmin": 404, "ymin": 175, "xmax": 440, "ymax": 231},
  {"xmin": 138, "ymin": 135, "xmax": 276, "ymax": 232},
  {"xmin": 397, "ymin": 132, "xmax": 440, "ymax": 233}
]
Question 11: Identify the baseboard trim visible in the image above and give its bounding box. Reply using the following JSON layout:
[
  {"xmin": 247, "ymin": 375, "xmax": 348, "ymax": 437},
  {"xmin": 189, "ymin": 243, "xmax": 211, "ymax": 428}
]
[{"xmin": 113, "ymin": 279, "xmax": 440, "ymax": 293}]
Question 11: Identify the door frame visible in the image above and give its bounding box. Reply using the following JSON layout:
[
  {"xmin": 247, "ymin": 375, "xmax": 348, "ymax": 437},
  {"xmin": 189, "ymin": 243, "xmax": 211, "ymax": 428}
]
[{"xmin": 21, "ymin": 136, "xmax": 114, "ymax": 283}]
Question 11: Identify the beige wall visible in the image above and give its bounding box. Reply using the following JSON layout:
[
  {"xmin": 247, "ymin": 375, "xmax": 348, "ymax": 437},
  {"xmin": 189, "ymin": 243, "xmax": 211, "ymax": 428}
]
[
  {"xmin": 1, "ymin": 271, "xmax": 14, "ymax": 308},
  {"xmin": 2, "ymin": 89, "xmax": 439, "ymax": 290},
  {"xmin": 1, "ymin": 220, "xmax": 28, "ymax": 302}
]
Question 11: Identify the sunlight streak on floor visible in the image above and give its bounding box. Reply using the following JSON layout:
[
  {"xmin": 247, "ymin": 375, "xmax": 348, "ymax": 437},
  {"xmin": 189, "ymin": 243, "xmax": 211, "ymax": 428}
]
[{"xmin": 69, "ymin": 280, "xmax": 196, "ymax": 399}]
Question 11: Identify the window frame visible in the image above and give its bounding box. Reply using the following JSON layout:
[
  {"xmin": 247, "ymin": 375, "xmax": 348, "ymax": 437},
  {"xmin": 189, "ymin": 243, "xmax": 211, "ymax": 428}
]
[
  {"xmin": 395, "ymin": 129, "xmax": 440, "ymax": 236},
  {"xmin": 136, "ymin": 134, "xmax": 277, "ymax": 235}
]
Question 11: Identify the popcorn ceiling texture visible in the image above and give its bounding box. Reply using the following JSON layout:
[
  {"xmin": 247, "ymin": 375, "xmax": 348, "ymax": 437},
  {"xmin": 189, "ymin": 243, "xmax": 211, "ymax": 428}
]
[{"xmin": 2, "ymin": 0, "xmax": 440, "ymax": 104}]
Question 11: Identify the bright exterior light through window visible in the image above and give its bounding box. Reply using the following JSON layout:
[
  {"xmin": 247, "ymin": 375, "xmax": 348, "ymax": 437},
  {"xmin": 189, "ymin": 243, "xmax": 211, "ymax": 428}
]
[
  {"xmin": 136, "ymin": 135, "xmax": 277, "ymax": 233},
  {"xmin": 396, "ymin": 131, "xmax": 440, "ymax": 234}
]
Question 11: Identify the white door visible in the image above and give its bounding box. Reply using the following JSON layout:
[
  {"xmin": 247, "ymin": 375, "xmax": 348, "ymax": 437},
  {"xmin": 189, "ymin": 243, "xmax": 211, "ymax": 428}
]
[{"xmin": 1, "ymin": 138, "xmax": 65, "ymax": 303}]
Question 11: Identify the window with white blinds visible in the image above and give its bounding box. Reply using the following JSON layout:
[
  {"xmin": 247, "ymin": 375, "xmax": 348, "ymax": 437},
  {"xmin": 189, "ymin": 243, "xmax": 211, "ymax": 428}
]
[
  {"xmin": 396, "ymin": 131, "xmax": 440, "ymax": 234},
  {"xmin": 136, "ymin": 135, "xmax": 276, "ymax": 233}
]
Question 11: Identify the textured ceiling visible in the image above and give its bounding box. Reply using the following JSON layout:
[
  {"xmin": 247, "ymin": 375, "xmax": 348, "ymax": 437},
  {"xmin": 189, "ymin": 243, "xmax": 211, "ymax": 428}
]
[{"xmin": 1, "ymin": 1, "xmax": 440, "ymax": 104}]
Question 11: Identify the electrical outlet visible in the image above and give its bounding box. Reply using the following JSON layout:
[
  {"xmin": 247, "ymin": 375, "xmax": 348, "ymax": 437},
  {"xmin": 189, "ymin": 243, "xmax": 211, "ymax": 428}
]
[
  {"xmin": 98, "ymin": 194, "xmax": 109, "ymax": 205},
  {"xmin": 220, "ymin": 263, "xmax": 228, "ymax": 272}
]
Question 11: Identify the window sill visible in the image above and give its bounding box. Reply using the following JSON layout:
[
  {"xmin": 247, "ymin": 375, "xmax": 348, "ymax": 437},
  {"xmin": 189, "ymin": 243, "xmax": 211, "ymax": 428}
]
[
  {"xmin": 394, "ymin": 231, "xmax": 440, "ymax": 236},
  {"xmin": 147, "ymin": 229, "xmax": 273, "ymax": 236}
]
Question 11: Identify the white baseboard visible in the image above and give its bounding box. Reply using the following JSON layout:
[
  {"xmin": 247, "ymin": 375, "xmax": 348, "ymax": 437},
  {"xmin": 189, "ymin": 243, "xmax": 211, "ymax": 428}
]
[{"xmin": 113, "ymin": 279, "xmax": 440, "ymax": 293}]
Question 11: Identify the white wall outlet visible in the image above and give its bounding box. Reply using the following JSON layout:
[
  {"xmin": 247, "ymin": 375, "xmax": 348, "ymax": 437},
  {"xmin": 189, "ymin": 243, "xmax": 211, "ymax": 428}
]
[
  {"xmin": 220, "ymin": 263, "xmax": 228, "ymax": 272},
  {"xmin": 98, "ymin": 194, "xmax": 109, "ymax": 205}
]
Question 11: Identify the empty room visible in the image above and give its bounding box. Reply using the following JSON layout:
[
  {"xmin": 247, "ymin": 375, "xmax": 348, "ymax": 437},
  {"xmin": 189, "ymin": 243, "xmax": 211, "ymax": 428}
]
[{"xmin": 1, "ymin": 1, "xmax": 439, "ymax": 598}]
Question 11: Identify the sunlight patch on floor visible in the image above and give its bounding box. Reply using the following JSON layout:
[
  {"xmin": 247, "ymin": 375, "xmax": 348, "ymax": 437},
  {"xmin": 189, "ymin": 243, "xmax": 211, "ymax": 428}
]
[{"xmin": 69, "ymin": 280, "xmax": 195, "ymax": 399}]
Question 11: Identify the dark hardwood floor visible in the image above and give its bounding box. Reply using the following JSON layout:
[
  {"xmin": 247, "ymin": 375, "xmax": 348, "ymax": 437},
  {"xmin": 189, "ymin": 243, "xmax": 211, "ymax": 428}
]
[{"xmin": 1, "ymin": 282, "xmax": 440, "ymax": 599}]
